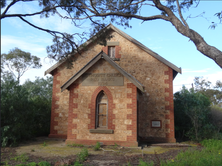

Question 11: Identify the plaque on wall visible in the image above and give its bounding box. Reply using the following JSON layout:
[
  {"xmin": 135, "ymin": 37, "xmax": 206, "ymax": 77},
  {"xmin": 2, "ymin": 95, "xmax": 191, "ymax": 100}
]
[
  {"xmin": 151, "ymin": 120, "xmax": 161, "ymax": 128},
  {"xmin": 82, "ymin": 73, "xmax": 124, "ymax": 86}
]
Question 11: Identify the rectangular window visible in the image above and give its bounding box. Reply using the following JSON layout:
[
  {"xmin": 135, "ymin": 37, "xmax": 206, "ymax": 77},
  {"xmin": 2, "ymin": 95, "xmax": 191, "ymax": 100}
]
[
  {"xmin": 98, "ymin": 104, "xmax": 107, "ymax": 127},
  {"xmin": 108, "ymin": 46, "xmax": 115, "ymax": 58}
]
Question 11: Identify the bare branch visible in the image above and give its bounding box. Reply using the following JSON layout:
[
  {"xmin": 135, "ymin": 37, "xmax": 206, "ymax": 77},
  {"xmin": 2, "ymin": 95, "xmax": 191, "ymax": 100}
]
[
  {"xmin": 95, "ymin": 12, "xmax": 169, "ymax": 21},
  {"xmin": 1, "ymin": 0, "xmax": 20, "ymax": 17},
  {"xmin": 89, "ymin": 0, "xmax": 99, "ymax": 14},
  {"xmin": 76, "ymin": 0, "xmax": 96, "ymax": 14},
  {"xmin": 56, "ymin": 11, "xmax": 169, "ymax": 22},
  {"xmin": 1, "ymin": 4, "xmax": 75, "ymax": 19},
  {"xmin": 176, "ymin": 0, "xmax": 189, "ymax": 27}
]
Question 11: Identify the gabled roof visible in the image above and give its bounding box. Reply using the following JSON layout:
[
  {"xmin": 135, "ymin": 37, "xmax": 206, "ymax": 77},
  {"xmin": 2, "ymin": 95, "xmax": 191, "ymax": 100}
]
[
  {"xmin": 61, "ymin": 51, "xmax": 145, "ymax": 92},
  {"xmin": 45, "ymin": 24, "xmax": 181, "ymax": 76}
]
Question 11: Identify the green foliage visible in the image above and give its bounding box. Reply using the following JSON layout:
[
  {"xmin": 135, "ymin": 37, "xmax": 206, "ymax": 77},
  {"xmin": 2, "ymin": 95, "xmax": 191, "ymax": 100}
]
[
  {"xmin": 210, "ymin": 105, "xmax": 222, "ymax": 133},
  {"xmin": 194, "ymin": 77, "xmax": 222, "ymax": 106},
  {"xmin": 76, "ymin": 148, "xmax": 88, "ymax": 163},
  {"xmin": 114, "ymin": 143, "xmax": 119, "ymax": 148},
  {"xmin": 67, "ymin": 143, "xmax": 84, "ymax": 147},
  {"xmin": 12, "ymin": 161, "xmax": 50, "ymax": 166},
  {"xmin": 1, "ymin": 75, "xmax": 52, "ymax": 146},
  {"xmin": 126, "ymin": 162, "xmax": 132, "ymax": 166},
  {"xmin": 38, "ymin": 161, "xmax": 51, "ymax": 166},
  {"xmin": 10, "ymin": 153, "xmax": 29, "ymax": 162},
  {"xmin": 27, "ymin": 162, "xmax": 37, "ymax": 166},
  {"xmin": 174, "ymin": 86, "xmax": 212, "ymax": 141},
  {"xmin": 201, "ymin": 139, "xmax": 222, "ymax": 150},
  {"xmin": 42, "ymin": 142, "xmax": 48, "ymax": 147},
  {"xmin": 161, "ymin": 139, "xmax": 222, "ymax": 166},
  {"xmin": 93, "ymin": 142, "xmax": 101, "ymax": 151},
  {"xmin": 138, "ymin": 159, "xmax": 154, "ymax": 166},
  {"xmin": 0, "ymin": 0, "xmax": 6, "ymax": 8},
  {"xmin": 73, "ymin": 161, "xmax": 83, "ymax": 166},
  {"xmin": 1, "ymin": 48, "xmax": 42, "ymax": 83}
]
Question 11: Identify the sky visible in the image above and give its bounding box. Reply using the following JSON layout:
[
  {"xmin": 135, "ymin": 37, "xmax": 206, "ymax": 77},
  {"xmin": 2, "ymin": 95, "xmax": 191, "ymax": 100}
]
[{"xmin": 1, "ymin": 1, "xmax": 222, "ymax": 93}]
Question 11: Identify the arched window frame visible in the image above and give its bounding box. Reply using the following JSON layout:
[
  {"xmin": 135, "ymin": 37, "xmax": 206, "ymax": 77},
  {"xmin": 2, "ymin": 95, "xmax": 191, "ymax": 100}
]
[
  {"xmin": 89, "ymin": 87, "xmax": 115, "ymax": 134},
  {"xmin": 96, "ymin": 91, "xmax": 108, "ymax": 128}
]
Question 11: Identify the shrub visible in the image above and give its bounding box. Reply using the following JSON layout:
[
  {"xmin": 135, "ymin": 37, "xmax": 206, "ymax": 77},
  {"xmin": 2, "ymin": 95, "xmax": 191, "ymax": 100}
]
[
  {"xmin": 1, "ymin": 75, "xmax": 52, "ymax": 146},
  {"xmin": 76, "ymin": 148, "xmax": 88, "ymax": 163},
  {"xmin": 27, "ymin": 162, "xmax": 37, "ymax": 166},
  {"xmin": 38, "ymin": 161, "xmax": 51, "ymax": 166},
  {"xmin": 138, "ymin": 159, "xmax": 154, "ymax": 166},
  {"xmin": 93, "ymin": 142, "xmax": 101, "ymax": 151},
  {"xmin": 210, "ymin": 105, "xmax": 222, "ymax": 132},
  {"xmin": 174, "ymin": 87, "xmax": 212, "ymax": 141}
]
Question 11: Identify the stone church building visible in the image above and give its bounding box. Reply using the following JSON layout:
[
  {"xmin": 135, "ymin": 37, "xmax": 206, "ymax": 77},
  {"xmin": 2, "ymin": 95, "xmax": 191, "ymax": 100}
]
[{"xmin": 45, "ymin": 24, "xmax": 181, "ymax": 146}]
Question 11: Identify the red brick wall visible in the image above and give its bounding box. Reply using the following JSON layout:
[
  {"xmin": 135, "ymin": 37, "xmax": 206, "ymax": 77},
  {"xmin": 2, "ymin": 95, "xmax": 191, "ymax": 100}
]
[
  {"xmin": 164, "ymin": 67, "xmax": 176, "ymax": 143},
  {"xmin": 127, "ymin": 83, "xmax": 137, "ymax": 142},
  {"xmin": 67, "ymin": 83, "xmax": 79, "ymax": 140},
  {"xmin": 49, "ymin": 69, "xmax": 67, "ymax": 138},
  {"xmin": 102, "ymin": 46, "xmax": 121, "ymax": 58},
  {"xmin": 115, "ymin": 46, "xmax": 121, "ymax": 58},
  {"xmin": 88, "ymin": 86, "xmax": 115, "ymax": 130},
  {"xmin": 102, "ymin": 46, "xmax": 108, "ymax": 54},
  {"xmin": 66, "ymin": 139, "xmax": 138, "ymax": 147}
]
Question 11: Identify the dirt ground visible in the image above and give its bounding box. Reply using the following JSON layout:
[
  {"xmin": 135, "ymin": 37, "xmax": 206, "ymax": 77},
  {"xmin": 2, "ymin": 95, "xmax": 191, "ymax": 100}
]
[{"xmin": 1, "ymin": 137, "xmax": 200, "ymax": 166}]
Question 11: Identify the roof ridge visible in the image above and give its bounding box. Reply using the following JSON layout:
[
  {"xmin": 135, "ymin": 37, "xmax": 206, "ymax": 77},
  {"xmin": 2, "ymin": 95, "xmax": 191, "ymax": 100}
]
[{"xmin": 45, "ymin": 24, "xmax": 181, "ymax": 76}]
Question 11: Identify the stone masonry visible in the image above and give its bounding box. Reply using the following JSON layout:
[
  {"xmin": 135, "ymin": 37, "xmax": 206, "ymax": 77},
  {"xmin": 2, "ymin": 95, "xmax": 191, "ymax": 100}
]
[{"xmin": 47, "ymin": 26, "xmax": 180, "ymax": 146}]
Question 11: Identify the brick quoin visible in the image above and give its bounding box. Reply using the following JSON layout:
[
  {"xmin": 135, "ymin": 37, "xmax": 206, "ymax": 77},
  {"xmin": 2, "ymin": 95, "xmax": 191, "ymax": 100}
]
[
  {"xmin": 88, "ymin": 86, "xmax": 115, "ymax": 130},
  {"xmin": 164, "ymin": 67, "xmax": 176, "ymax": 143},
  {"xmin": 102, "ymin": 46, "xmax": 121, "ymax": 58},
  {"xmin": 127, "ymin": 83, "xmax": 137, "ymax": 143},
  {"xmin": 115, "ymin": 46, "xmax": 121, "ymax": 58},
  {"xmin": 67, "ymin": 84, "xmax": 79, "ymax": 140},
  {"xmin": 49, "ymin": 69, "xmax": 67, "ymax": 138}
]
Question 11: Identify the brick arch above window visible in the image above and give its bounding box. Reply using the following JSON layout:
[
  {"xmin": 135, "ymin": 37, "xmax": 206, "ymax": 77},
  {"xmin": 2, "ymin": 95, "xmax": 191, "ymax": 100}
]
[{"xmin": 88, "ymin": 86, "xmax": 115, "ymax": 131}]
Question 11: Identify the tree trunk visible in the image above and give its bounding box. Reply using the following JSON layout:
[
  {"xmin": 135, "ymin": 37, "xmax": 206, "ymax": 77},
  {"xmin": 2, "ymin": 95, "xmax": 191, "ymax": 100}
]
[
  {"xmin": 153, "ymin": 0, "xmax": 222, "ymax": 68},
  {"xmin": 174, "ymin": 25, "xmax": 222, "ymax": 68}
]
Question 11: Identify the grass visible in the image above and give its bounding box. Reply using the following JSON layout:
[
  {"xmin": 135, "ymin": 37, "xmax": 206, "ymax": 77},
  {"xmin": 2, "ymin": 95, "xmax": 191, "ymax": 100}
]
[
  {"xmin": 10, "ymin": 153, "xmax": 29, "ymax": 162},
  {"xmin": 4, "ymin": 139, "xmax": 222, "ymax": 166},
  {"xmin": 67, "ymin": 143, "xmax": 84, "ymax": 147},
  {"xmin": 3, "ymin": 148, "xmax": 89, "ymax": 166},
  {"xmin": 73, "ymin": 148, "xmax": 89, "ymax": 165},
  {"xmin": 159, "ymin": 139, "xmax": 222, "ymax": 166},
  {"xmin": 114, "ymin": 143, "xmax": 119, "ymax": 148},
  {"xmin": 42, "ymin": 142, "xmax": 47, "ymax": 147},
  {"xmin": 138, "ymin": 159, "xmax": 154, "ymax": 166}
]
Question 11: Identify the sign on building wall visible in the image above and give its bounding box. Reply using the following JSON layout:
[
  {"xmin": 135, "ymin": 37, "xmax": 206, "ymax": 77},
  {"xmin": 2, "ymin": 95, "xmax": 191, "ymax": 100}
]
[
  {"xmin": 82, "ymin": 73, "xmax": 124, "ymax": 86},
  {"xmin": 151, "ymin": 120, "xmax": 161, "ymax": 128}
]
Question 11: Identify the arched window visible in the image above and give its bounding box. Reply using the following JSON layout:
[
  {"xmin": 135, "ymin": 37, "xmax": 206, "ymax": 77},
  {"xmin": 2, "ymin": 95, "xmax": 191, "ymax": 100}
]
[{"xmin": 96, "ymin": 91, "xmax": 108, "ymax": 128}]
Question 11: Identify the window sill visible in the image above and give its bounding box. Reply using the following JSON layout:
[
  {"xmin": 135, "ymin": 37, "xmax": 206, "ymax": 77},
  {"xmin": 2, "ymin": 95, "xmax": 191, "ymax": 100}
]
[
  {"xmin": 89, "ymin": 129, "xmax": 114, "ymax": 134},
  {"xmin": 111, "ymin": 58, "xmax": 120, "ymax": 61}
]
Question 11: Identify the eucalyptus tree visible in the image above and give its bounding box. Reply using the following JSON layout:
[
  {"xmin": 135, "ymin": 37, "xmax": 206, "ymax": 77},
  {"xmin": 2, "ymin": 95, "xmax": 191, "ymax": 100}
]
[
  {"xmin": 194, "ymin": 77, "xmax": 222, "ymax": 106},
  {"xmin": 174, "ymin": 86, "xmax": 211, "ymax": 141},
  {"xmin": 1, "ymin": 0, "xmax": 222, "ymax": 68},
  {"xmin": 1, "ymin": 48, "xmax": 42, "ymax": 83}
]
